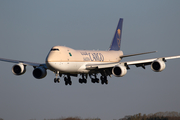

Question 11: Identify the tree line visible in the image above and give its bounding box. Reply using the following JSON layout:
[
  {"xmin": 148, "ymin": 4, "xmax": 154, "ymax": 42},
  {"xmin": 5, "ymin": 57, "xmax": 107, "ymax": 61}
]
[
  {"xmin": 1, "ymin": 111, "xmax": 180, "ymax": 120},
  {"xmin": 119, "ymin": 111, "xmax": 180, "ymax": 120}
]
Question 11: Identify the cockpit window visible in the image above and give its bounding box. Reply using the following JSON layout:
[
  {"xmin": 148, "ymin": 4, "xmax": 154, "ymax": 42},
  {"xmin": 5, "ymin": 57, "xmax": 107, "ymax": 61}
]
[{"xmin": 51, "ymin": 48, "xmax": 59, "ymax": 51}]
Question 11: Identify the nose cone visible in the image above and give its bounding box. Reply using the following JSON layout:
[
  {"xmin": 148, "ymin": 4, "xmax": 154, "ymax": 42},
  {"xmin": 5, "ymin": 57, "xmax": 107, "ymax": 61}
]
[
  {"xmin": 46, "ymin": 46, "xmax": 62, "ymax": 70},
  {"xmin": 46, "ymin": 51, "xmax": 59, "ymax": 69},
  {"xmin": 46, "ymin": 54, "xmax": 59, "ymax": 71},
  {"xmin": 46, "ymin": 54, "xmax": 51, "ymax": 63},
  {"xmin": 46, "ymin": 53, "xmax": 61, "ymax": 71},
  {"xmin": 46, "ymin": 50, "xmax": 53, "ymax": 63},
  {"xmin": 46, "ymin": 54, "xmax": 53, "ymax": 70}
]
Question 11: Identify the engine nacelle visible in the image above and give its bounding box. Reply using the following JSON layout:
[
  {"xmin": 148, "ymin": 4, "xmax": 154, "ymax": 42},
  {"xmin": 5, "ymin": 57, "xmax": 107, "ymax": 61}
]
[
  {"xmin": 151, "ymin": 60, "xmax": 166, "ymax": 72},
  {"xmin": 12, "ymin": 63, "xmax": 26, "ymax": 75},
  {"xmin": 33, "ymin": 67, "xmax": 47, "ymax": 79},
  {"xmin": 112, "ymin": 65, "xmax": 127, "ymax": 77}
]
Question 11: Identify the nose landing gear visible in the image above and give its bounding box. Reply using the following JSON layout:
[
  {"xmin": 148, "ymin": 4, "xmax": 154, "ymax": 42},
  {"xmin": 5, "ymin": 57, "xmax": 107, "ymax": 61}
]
[
  {"xmin": 89, "ymin": 74, "xmax": 108, "ymax": 85},
  {"xmin": 54, "ymin": 71, "xmax": 60, "ymax": 83},
  {"xmin": 54, "ymin": 78, "xmax": 60, "ymax": 83},
  {"xmin": 53, "ymin": 71, "xmax": 72, "ymax": 85}
]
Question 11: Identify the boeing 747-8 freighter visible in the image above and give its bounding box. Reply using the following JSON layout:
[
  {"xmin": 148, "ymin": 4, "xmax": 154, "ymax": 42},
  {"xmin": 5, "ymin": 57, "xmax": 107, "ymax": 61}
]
[{"xmin": 0, "ymin": 18, "xmax": 180, "ymax": 85}]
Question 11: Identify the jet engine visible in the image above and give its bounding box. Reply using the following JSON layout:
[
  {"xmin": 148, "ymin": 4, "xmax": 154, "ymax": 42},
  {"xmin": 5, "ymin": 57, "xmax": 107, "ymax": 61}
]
[
  {"xmin": 33, "ymin": 67, "xmax": 47, "ymax": 79},
  {"xmin": 12, "ymin": 63, "xmax": 26, "ymax": 75},
  {"xmin": 151, "ymin": 60, "xmax": 166, "ymax": 72},
  {"xmin": 112, "ymin": 65, "xmax": 127, "ymax": 77}
]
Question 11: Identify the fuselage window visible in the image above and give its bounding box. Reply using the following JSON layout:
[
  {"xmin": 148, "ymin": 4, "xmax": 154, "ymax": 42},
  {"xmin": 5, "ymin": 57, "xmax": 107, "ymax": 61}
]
[{"xmin": 51, "ymin": 48, "xmax": 59, "ymax": 51}]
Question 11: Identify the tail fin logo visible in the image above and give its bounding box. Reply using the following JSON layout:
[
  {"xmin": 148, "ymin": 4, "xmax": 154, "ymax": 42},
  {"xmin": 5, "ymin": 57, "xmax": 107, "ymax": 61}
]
[
  {"xmin": 109, "ymin": 18, "xmax": 123, "ymax": 51},
  {"xmin": 117, "ymin": 29, "xmax": 121, "ymax": 48}
]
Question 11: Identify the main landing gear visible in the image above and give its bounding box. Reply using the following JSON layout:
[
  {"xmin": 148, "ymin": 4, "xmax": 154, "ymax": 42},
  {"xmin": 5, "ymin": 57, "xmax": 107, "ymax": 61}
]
[
  {"xmin": 64, "ymin": 76, "xmax": 72, "ymax": 85},
  {"xmin": 100, "ymin": 76, "xmax": 108, "ymax": 84},
  {"xmin": 79, "ymin": 74, "xmax": 87, "ymax": 84},
  {"xmin": 90, "ymin": 74, "xmax": 108, "ymax": 85}
]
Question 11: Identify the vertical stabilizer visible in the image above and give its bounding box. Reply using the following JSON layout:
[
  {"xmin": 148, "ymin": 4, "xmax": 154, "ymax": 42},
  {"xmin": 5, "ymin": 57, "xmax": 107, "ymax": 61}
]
[{"xmin": 109, "ymin": 18, "xmax": 123, "ymax": 51}]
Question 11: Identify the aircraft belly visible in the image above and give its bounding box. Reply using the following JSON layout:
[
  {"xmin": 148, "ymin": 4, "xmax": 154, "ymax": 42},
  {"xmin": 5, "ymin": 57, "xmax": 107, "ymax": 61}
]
[{"xmin": 47, "ymin": 62, "xmax": 89, "ymax": 73}]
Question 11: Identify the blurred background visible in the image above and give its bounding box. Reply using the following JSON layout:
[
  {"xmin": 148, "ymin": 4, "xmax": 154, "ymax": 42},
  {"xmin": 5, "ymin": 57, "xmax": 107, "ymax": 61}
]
[{"xmin": 0, "ymin": 1, "xmax": 180, "ymax": 120}]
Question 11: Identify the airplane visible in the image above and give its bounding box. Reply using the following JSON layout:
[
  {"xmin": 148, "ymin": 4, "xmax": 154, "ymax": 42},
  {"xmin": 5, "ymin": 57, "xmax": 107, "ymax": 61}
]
[{"xmin": 0, "ymin": 18, "xmax": 180, "ymax": 85}]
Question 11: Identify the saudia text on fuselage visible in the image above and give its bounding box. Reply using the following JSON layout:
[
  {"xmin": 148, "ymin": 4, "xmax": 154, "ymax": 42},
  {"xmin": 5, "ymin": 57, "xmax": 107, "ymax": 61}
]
[{"xmin": 80, "ymin": 52, "xmax": 104, "ymax": 62}]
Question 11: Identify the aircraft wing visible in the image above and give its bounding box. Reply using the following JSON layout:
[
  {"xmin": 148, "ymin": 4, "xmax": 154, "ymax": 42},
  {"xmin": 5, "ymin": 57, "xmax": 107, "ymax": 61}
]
[
  {"xmin": 125, "ymin": 55, "xmax": 180, "ymax": 67},
  {"xmin": 0, "ymin": 57, "xmax": 46, "ymax": 68},
  {"xmin": 86, "ymin": 55, "xmax": 180, "ymax": 70}
]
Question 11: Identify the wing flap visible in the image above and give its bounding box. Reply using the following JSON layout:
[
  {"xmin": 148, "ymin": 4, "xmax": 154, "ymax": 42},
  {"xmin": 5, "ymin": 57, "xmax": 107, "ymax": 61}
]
[{"xmin": 86, "ymin": 62, "xmax": 118, "ymax": 70}]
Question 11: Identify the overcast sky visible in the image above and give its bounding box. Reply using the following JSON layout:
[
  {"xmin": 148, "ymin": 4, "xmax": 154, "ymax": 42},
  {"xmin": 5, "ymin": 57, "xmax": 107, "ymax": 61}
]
[{"xmin": 0, "ymin": 1, "xmax": 180, "ymax": 120}]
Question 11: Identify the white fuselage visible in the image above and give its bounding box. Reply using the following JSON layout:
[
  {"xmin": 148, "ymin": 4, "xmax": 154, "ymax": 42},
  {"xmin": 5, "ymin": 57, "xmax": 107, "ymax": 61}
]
[{"xmin": 46, "ymin": 46, "xmax": 123, "ymax": 74}]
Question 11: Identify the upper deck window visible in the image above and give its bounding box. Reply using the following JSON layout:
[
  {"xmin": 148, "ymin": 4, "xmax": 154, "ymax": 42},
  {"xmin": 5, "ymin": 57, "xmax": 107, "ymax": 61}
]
[{"xmin": 51, "ymin": 48, "xmax": 59, "ymax": 51}]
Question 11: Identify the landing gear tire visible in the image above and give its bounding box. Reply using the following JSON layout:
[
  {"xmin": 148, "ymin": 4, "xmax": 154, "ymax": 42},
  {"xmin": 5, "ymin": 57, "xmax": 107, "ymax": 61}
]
[
  {"xmin": 54, "ymin": 78, "xmax": 60, "ymax": 83},
  {"xmin": 91, "ymin": 78, "xmax": 99, "ymax": 83},
  {"xmin": 100, "ymin": 76, "xmax": 108, "ymax": 85},
  {"xmin": 96, "ymin": 79, "xmax": 99, "ymax": 83},
  {"xmin": 101, "ymin": 80, "xmax": 104, "ymax": 85},
  {"xmin": 57, "ymin": 78, "xmax": 60, "ymax": 83},
  {"xmin": 65, "ymin": 81, "xmax": 68, "ymax": 85},
  {"xmin": 64, "ymin": 77, "xmax": 72, "ymax": 86},
  {"xmin": 91, "ymin": 79, "xmax": 95, "ymax": 83},
  {"xmin": 79, "ymin": 78, "xmax": 82, "ymax": 84},
  {"xmin": 54, "ymin": 78, "xmax": 57, "ymax": 83},
  {"xmin": 69, "ymin": 81, "xmax": 72, "ymax": 85},
  {"xmin": 79, "ymin": 78, "xmax": 87, "ymax": 84},
  {"xmin": 105, "ymin": 80, "xmax": 108, "ymax": 84}
]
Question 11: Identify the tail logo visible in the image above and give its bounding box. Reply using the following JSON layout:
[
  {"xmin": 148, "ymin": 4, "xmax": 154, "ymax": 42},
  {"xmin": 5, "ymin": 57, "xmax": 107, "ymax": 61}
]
[
  {"xmin": 109, "ymin": 18, "xmax": 123, "ymax": 51},
  {"xmin": 117, "ymin": 29, "xmax": 121, "ymax": 48}
]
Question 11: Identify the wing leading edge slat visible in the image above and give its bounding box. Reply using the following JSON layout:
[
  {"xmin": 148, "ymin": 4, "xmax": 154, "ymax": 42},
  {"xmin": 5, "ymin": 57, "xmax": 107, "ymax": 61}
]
[{"xmin": 0, "ymin": 57, "xmax": 43, "ymax": 67}]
